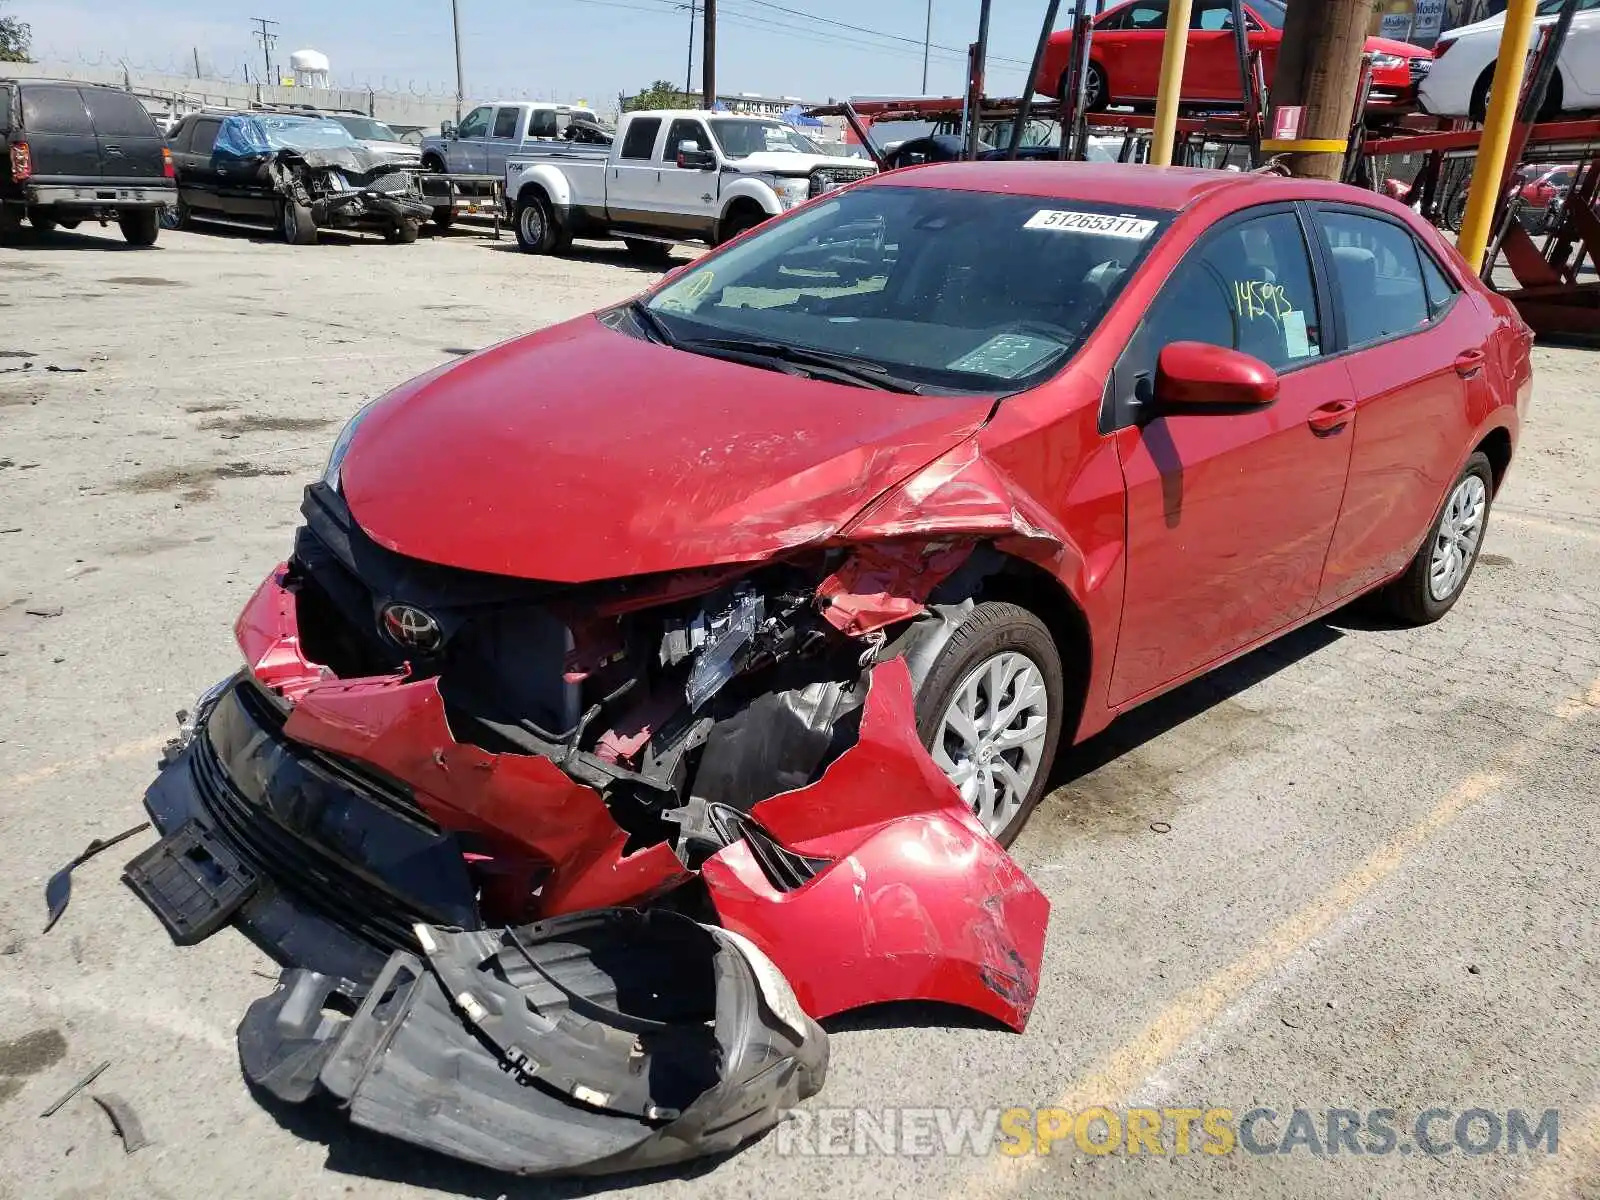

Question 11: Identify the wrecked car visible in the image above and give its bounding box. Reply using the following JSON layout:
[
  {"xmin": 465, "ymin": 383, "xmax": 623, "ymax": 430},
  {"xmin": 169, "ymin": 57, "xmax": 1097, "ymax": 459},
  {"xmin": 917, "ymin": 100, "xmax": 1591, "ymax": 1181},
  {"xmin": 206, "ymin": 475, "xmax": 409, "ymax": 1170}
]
[
  {"xmin": 164, "ymin": 111, "xmax": 433, "ymax": 244},
  {"xmin": 128, "ymin": 161, "xmax": 1528, "ymax": 1173}
]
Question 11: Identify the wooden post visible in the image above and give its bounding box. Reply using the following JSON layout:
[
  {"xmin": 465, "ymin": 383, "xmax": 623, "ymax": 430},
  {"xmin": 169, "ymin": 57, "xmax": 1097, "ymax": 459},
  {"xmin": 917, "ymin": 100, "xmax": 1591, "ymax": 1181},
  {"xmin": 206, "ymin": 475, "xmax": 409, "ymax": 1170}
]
[
  {"xmin": 703, "ymin": 0, "xmax": 717, "ymax": 110},
  {"xmin": 1263, "ymin": 0, "xmax": 1370, "ymax": 180}
]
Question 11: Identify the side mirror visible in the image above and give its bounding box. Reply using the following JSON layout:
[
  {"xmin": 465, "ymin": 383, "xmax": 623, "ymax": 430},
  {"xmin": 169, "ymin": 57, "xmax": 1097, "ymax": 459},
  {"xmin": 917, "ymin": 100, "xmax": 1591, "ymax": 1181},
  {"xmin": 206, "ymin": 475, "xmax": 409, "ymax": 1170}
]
[
  {"xmin": 441, "ymin": 120, "xmax": 458, "ymax": 138},
  {"xmin": 1154, "ymin": 342, "xmax": 1279, "ymax": 411},
  {"xmin": 676, "ymin": 142, "xmax": 716, "ymax": 170}
]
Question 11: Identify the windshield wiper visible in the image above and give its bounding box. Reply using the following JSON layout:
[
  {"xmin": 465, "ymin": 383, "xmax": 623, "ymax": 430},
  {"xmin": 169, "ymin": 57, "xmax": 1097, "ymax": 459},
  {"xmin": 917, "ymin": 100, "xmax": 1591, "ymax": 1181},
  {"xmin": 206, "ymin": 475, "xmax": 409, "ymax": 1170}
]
[
  {"xmin": 680, "ymin": 337, "xmax": 923, "ymax": 393},
  {"xmin": 628, "ymin": 300, "xmax": 679, "ymax": 348}
]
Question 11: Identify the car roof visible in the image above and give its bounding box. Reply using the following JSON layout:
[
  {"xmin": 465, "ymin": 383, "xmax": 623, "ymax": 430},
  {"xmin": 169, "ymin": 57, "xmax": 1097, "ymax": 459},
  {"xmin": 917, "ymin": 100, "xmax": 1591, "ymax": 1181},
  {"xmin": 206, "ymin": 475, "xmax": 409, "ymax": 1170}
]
[{"xmin": 866, "ymin": 160, "xmax": 1384, "ymax": 215}]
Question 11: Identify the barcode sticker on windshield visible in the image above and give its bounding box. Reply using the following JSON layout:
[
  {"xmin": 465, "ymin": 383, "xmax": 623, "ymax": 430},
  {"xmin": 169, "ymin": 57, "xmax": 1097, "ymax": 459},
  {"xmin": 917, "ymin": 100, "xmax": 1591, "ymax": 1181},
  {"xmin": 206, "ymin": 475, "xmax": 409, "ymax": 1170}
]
[{"xmin": 1024, "ymin": 210, "xmax": 1158, "ymax": 238}]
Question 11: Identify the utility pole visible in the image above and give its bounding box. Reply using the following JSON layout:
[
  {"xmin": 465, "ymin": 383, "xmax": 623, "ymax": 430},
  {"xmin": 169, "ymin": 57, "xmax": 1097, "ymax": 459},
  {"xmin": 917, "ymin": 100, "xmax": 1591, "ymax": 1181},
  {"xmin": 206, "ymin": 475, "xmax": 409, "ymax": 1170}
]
[
  {"xmin": 963, "ymin": 0, "xmax": 992, "ymax": 160},
  {"xmin": 685, "ymin": 0, "xmax": 697, "ymax": 98},
  {"xmin": 251, "ymin": 17, "xmax": 279, "ymax": 87},
  {"xmin": 451, "ymin": 0, "xmax": 466, "ymax": 122},
  {"xmin": 702, "ymin": 0, "xmax": 717, "ymax": 110},
  {"xmin": 922, "ymin": 0, "xmax": 932, "ymax": 93},
  {"xmin": 1264, "ymin": 0, "xmax": 1370, "ymax": 180}
]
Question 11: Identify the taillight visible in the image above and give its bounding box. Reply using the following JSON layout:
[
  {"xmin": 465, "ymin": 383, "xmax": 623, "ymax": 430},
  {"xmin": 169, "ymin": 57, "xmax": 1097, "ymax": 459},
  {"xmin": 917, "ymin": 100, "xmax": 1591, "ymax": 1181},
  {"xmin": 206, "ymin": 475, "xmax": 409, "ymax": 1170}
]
[
  {"xmin": 162, "ymin": 146, "xmax": 174, "ymax": 179},
  {"xmin": 1433, "ymin": 38, "xmax": 1455, "ymax": 59},
  {"xmin": 9, "ymin": 141, "xmax": 30, "ymax": 182}
]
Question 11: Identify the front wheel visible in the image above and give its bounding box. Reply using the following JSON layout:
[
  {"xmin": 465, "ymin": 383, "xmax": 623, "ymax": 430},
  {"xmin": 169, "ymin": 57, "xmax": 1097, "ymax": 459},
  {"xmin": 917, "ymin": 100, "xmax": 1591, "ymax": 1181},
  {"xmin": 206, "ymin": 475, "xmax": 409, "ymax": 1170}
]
[
  {"xmin": 118, "ymin": 208, "xmax": 160, "ymax": 247},
  {"xmin": 913, "ymin": 602, "xmax": 1065, "ymax": 847},
  {"xmin": 385, "ymin": 219, "xmax": 421, "ymax": 244},
  {"xmin": 431, "ymin": 207, "xmax": 456, "ymax": 231},
  {"xmin": 280, "ymin": 199, "xmax": 317, "ymax": 245},
  {"xmin": 1379, "ymin": 451, "xmax": 1495, "ymax": 625},
  {"xmin": 27, "ymin": 206, "xmax": 57, "ymax": 233}
]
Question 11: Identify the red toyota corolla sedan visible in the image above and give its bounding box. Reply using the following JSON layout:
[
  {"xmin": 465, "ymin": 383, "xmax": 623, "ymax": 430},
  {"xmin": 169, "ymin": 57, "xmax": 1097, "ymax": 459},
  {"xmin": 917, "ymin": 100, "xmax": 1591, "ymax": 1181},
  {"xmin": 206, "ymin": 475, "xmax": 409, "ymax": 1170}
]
[
  {"xmin": 134, "ymin": 162, "xmax": 1531, "ymax": 1048},
  {"xmin": 1035, "ymin": 0, "xmax": 1434, "ymax": 111}
]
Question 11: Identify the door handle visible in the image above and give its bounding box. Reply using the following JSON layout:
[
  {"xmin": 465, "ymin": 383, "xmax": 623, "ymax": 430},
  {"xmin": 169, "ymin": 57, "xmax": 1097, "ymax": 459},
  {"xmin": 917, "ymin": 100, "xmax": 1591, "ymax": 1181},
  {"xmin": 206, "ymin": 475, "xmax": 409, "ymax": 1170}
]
[
  {"xmin": 1454, "ymin": 348, "xmax": 1487, "ymax": 377},
  {"xmin": 1307, "ymin": 399, "xmax": 1357, "ymax": 435}
]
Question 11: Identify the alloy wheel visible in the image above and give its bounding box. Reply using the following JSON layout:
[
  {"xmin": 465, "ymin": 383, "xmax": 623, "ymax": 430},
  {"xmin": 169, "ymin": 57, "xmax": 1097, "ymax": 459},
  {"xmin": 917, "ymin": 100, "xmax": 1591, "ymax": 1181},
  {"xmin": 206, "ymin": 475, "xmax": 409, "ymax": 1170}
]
[
  {"xmin": 1429, "ymin": 474, "xmax": 1488, "ymax": 601},
  {"xmin": 931, "ymin": 650, "xmax": 1051, "ymax": 838},
  {"xmin": 520, "ymin": 204, "xmax": 544, "ymax": 246}
]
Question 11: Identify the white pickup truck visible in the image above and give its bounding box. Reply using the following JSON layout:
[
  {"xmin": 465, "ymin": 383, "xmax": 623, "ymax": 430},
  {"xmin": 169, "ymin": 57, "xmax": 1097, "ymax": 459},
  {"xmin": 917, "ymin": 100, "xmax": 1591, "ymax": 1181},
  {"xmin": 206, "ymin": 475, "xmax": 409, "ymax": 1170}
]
[{"xmin": 503, "ymin": 108, "xmax": 876, "ymax": 256}]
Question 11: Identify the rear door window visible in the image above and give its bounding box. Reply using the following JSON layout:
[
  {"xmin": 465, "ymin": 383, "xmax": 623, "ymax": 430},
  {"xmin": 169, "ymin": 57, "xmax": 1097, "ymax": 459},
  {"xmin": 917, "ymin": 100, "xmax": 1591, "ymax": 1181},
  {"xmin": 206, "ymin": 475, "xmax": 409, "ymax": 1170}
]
[
  {"xmin": 1314, "ymin": 210, "xmax": 1434, "ymax": 347},
  {"xmin": 1417, "ymin": 244, "xmax": 1459, "ymax": 317},
  {"xmin": 528, "ymin": 108, "xmax": 559, "ymax": 138},
  {"xmin": 190, "ymin": 119, "xmax": 222, "ymax": 156},
  {"xmin": 21, "ymin": 86, "xmax": 94, "ymax": 135},
  {"xmin": 1125, "ymin": 3, "xmax": 1169, "ymax": 29},
  {"xmin": 0, "ymin": 85, "xmax": 13, "ymax": 134},
  {"xmin": 82, "ymin": 89, "xmax": 159, "ymax": 138},
  {"xmin": 492, "ymin": 106, "xmax": 520, "ymax": 139},
  {"xmin": 621, "ymin": 117, "xmax": 661, "ymax": 160}
]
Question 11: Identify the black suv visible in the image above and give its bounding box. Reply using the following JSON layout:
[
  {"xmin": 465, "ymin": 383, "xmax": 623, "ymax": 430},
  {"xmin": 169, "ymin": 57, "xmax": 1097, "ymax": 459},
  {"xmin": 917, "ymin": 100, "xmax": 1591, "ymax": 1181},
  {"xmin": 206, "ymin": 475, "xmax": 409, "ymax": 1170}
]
[{"xmin": 1, "ymin": 79, "xmax": 176, "ymax": 247}]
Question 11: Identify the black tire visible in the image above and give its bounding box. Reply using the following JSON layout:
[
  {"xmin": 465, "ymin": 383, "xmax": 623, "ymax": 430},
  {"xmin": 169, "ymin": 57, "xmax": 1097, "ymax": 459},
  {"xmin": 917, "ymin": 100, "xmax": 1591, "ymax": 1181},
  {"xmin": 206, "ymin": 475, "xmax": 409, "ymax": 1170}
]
[
  {"xmin": 623, "ymin": 237, "xmax": 674, "ymax": 262},
  {"xmin": 1443, "ymin": 189, "xmax": 1469, "ymax": 234},
  {"xmin": 717, "ymin": 207, "xmax": 765, "ymax": 245},
  {"xmin": 1062, "ymin": 62, "xmax": 1110, "ymax": 113},
  {"xmin": 514, "ymin": 192, "xmax": 559, "ymax": 254},
  {"xmin": 56, "ymin": 216, "xmax": 82, "ymax": 230},
  {"xmin": 1471, "ymin": 62, "xmax": 1564, "ymax": 123},
  {"xmin": 0, "ymin": 204, "xmax": 20, "ymax": 239},
  {"xmin": 280, "ymin": 199, "xmax": 317, "ymax": 245},
  {"xmin": 421, "ymin": 155, "xmax": 446, "ymax": 174},
  {"xmin": 386, "ymin": 219, "xmax": 421, "ymax": 244},
  {"xmin": 27, "ymin": 206, "xmax": 57, "ymax": 233},
  {"xmin": 160, "ymin": 201, "xmax": 190, "ymax": 231},
  {"xmin": 911, "ymin": 601, "xmax": 1065, "ymax": 848},
  {"xmin": 1379, "ymin": 451, "xmax": 1495, "ymax": 625},
  {"xmin": 431, "ymin": 207, "xmax": 456, "ymax": 231},
  {"xmin": 118, "ymin": 208, "xmax": 160, "ymax": 247}
]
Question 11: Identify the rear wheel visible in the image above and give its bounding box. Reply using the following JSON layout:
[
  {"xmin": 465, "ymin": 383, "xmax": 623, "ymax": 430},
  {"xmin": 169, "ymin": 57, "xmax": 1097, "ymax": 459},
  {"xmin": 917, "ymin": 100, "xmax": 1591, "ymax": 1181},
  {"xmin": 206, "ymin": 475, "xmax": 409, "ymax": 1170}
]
[
  {"xmin": 118, "ymin": 208, "xmax": 160, "ymax": 247},
  {"xmin": 514, "ymin": 192, "xmax": 559, "ymax": 253},
  {"xmin": 27, "ymin": 206, "xmax": 57, "ymax": 233},
  {"xmin": 280, "ymin": 199, "xmax": 317, "ymax": 245},
  {"xmin": 1379, "ymin": 452, "xmax": 1495, "ymax": 625},
  {"xmin": 913, "ymin": 602, "xmax": 1065, "ymax": 847},
  {"xmin": 160, "ymin": 201, "xmax": 191, "ymax": 231}
]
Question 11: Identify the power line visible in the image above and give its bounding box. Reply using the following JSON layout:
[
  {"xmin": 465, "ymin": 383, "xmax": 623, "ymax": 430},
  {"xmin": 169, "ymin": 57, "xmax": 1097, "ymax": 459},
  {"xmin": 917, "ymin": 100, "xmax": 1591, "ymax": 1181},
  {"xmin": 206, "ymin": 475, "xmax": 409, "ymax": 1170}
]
[{"xmin": 729, "ymin": 0, "xmax": 1031, "ymax": 65}]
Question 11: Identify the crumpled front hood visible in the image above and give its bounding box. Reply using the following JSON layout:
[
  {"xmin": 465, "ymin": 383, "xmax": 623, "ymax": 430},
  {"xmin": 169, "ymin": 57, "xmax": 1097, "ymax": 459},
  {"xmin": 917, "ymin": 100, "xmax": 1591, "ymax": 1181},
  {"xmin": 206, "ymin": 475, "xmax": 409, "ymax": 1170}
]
[
  {"xmin": 339, "ymin": 317, "xmax": 993, "ymax": 582},
  {"xmin": 283, "ymin": 145, "xmax": 401, "ymax": 176}
]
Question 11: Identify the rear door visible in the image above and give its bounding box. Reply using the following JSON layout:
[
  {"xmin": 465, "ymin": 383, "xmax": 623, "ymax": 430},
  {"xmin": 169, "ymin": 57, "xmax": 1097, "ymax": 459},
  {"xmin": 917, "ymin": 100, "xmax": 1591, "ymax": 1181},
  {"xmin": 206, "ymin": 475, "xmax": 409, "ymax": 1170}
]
[
  {"xmin": 81, "ymin": 88, "xmax": 165, "ymax": 181},
  {"xmin": 607, "ymin": 115, "xmax": 664, "ymax": 224},
  {"xmin": 1108, "ymin": 205, "xmax": 1356, "ymax": 705},
  {"xmin": 19, "ymin": 85, "xmax": 99, "ymax": 180},
  {"xmin": 485, "ymin": 104, "xmax": 523, "ymax": 177},
  {"xmin": 1110, "ymin": 1, "xmax": 1170, "ymax": 100},
  {"xmin": 176, "ymin": 116, "xmax": 224, "ymax": 212},
  {"xmin": 1309, "ymin": 206, "xmax": 1488, "ymax": 606}
]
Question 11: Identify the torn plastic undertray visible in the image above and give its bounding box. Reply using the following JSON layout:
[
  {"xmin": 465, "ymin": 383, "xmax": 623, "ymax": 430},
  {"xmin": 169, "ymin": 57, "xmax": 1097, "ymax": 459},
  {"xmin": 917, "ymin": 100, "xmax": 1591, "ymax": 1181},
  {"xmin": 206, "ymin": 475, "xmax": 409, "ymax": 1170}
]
[{"xmin": 239, "ymin": 910, "xmax": 827, "ymax": 1176}]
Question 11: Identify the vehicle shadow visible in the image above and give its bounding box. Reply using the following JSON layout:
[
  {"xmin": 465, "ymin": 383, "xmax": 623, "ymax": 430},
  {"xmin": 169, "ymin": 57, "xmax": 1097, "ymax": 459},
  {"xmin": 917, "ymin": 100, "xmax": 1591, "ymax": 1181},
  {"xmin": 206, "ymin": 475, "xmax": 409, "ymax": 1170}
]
[
  {"xmin": 1046, "ymin": 616, "xmax": 1348, "ymax": 793},
  {"xmin": 246, "ymin": 1080, "xmax": 757, "ymax": 1198},
  {"xmin": 481, "ymin": 239, "xmax": 686, "ymax": 274},
  {"xmin": 176, "ymin": 218, "xmax": 369, "ymax": 248},
  {"xmin": 0, "ymin": 225, "xmax": 157, "ymax": 252}
]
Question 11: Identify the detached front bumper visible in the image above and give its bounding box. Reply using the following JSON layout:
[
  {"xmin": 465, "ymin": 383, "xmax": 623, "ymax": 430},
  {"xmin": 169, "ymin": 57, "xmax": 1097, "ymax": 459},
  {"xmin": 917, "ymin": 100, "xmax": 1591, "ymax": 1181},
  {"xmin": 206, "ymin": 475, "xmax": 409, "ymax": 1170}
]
[{"xmin": 315, "ymin": 189, "xmax": 434, "ymax": 229}]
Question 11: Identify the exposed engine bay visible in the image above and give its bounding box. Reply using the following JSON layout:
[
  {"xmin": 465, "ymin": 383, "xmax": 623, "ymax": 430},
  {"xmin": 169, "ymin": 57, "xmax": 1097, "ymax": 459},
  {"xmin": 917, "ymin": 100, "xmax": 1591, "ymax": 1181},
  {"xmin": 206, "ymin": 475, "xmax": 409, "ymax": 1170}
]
[{"xmin": 268, "ymin": 149, "xmax": 434, "ymax": 234}]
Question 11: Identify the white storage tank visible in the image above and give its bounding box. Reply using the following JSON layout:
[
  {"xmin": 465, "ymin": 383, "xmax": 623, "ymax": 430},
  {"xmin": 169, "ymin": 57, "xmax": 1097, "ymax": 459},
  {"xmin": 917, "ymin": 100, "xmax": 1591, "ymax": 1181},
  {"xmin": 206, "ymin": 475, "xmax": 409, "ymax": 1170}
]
[{"xmin": 290, "ymin": 49, "xmax": 331, "ymax": 89}]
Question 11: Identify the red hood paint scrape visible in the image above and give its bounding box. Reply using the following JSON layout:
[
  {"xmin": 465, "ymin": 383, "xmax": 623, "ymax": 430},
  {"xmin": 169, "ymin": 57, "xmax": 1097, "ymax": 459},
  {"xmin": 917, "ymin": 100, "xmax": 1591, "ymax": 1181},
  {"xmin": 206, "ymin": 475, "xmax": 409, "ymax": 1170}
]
[{"xmin": 339, "ymin": 317, "xmax": 996, "ymax": 583}]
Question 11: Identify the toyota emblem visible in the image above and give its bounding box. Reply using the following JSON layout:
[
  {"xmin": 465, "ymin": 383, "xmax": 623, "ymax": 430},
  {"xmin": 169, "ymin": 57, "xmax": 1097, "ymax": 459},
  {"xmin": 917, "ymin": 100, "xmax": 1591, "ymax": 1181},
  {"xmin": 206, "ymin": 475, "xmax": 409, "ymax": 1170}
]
[{"xmin": 381, "ymin": 603, "xmax": 443, "ymax": 652}]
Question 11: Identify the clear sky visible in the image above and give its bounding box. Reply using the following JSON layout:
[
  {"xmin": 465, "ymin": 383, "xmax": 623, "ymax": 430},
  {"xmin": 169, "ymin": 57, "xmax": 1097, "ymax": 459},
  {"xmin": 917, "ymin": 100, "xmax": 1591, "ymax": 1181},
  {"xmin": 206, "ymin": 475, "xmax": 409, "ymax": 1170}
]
[{"xmin": 13, "ymin": 0, "xmax": 1073, "ymax": 108}]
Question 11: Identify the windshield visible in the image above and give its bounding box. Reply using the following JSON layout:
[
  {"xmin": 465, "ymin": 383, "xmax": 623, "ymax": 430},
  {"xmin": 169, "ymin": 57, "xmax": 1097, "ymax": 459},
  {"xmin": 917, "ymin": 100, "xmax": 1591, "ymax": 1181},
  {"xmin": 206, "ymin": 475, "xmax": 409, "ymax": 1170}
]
[
  {"xmin": 645, "ymin": 185, "xmax": 1166, "ymax": 394},
  {"xmin": 1251, "ymin": 0, "xmax": 1287, "ymax": 28},
  {"xmin": 335, "ymin": 116, "xmax": 399, "ymax": 142},
  {"xmin": 709, "ymin": 119, "xmax": 819, "ymax": 157}
]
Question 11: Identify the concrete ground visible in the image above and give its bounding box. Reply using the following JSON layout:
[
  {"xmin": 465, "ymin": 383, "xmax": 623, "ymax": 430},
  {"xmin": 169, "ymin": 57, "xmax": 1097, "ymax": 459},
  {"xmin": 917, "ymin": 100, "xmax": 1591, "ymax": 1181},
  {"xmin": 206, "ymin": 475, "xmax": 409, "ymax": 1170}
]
[{"xmin": 0, "ymin": 216, "xmax": 1597, "ymax": 1200}]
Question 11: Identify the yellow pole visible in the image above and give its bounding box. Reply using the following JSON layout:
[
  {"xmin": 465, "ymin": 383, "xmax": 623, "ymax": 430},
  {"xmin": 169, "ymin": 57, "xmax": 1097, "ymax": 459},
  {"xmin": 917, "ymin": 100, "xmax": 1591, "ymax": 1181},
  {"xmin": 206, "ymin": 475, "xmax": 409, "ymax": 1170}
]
[
  {"xmin": 1457, "ymin": 0, "xmax": 1540, "ymax": 273},
  {"xmin": 1150, "ymin": 0, "xmax": 1196, "ymax": 166}
]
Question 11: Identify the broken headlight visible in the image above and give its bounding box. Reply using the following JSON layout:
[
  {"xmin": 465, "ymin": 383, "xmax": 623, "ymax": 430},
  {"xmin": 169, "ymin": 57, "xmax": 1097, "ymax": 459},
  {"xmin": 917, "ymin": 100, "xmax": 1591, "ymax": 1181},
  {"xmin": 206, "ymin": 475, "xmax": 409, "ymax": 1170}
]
[
  {"xmin": 322, "ymin": 399, "xmax": 381, "ymax": 493},
  {"xmin": 658, "ymin": 582, "xmax": 819, "ymax": 712}
]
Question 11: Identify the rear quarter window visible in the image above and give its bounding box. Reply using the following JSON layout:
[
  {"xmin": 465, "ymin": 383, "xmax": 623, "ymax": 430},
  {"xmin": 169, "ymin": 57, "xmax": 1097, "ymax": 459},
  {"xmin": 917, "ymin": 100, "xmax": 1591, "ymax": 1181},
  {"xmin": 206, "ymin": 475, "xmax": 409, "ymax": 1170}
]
[
  {"xmin": 0, "ymin": 85, "xmax": 13, "ymax": 134},
  {"xmin": 81, "ymin": 89, "xmax": 160, "ymax": 138},
  {"xmin": 621, "ymin": 117, "xmax": 661, "ymax": 160},
  {"xmin": 20, "ymin": 86, "xmax": 94, "ymax": 136}
]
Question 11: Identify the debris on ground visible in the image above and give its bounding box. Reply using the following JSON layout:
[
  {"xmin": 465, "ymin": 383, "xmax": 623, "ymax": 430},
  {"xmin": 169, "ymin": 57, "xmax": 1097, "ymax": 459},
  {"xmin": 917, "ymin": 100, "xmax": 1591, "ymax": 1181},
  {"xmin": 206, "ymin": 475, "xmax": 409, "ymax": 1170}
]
[
  {"xmin": 90, "ymin": 1094, "xmax": 150, "ymax": 1154},
  {"xmin": 44, "ymin": 822, "xmax": 151, "ymax": 933},
  {"xmin": 38, "ymin": 1061, "xmax": 110, "ymax": 1118}
]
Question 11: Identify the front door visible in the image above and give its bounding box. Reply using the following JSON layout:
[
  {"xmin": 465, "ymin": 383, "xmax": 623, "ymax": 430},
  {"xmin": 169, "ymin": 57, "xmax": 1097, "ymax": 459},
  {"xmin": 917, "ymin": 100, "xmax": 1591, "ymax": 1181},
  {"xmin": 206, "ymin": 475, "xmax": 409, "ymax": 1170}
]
[
  {"xmin": 655, "ymin": 118, "xmax": 719, "ymax": 236},
  {"xmin": 452, "ymin": 105, "xmax": 493, "ymax": 173},
  {"xmin": 1109, "ymin": 206, "xmax": 1356, "ymax": 705}
]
